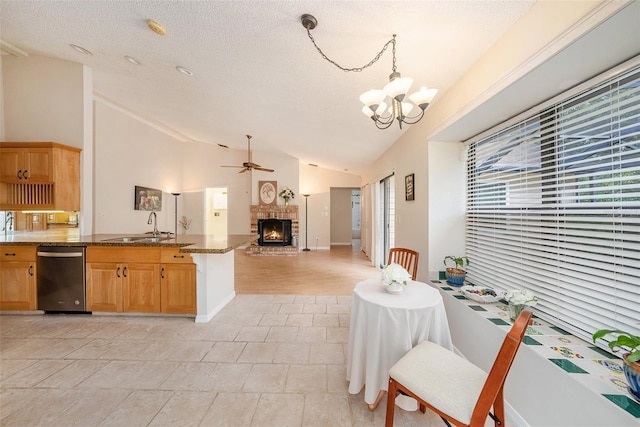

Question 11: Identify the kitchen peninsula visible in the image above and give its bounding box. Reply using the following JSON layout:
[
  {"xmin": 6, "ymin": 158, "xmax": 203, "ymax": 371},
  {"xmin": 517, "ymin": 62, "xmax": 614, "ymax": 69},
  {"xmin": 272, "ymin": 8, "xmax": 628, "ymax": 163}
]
[{"xmin": 0, "ymin": 232, "xmax": 257, "ymax": 323}]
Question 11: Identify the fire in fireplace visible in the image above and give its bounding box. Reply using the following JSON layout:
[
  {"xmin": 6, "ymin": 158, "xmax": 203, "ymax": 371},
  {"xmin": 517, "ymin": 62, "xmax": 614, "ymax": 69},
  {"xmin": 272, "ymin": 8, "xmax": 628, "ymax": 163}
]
[{"xmin": 258, "ymin": 219, "xmax": 292, "ymax": 246}]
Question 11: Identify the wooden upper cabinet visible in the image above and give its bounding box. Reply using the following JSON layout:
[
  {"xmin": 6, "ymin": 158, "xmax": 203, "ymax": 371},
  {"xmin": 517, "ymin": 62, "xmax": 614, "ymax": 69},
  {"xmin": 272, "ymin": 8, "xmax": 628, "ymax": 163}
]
[{"xmin": 0, "ymin": 142, "xmax": 81, "ymax": 210}]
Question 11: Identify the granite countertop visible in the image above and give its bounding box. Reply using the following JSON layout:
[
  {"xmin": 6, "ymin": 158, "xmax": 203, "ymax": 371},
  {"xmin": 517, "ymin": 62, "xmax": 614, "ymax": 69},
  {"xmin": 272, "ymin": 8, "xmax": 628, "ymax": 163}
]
[{"xmin": 0, "ymin": 231, "xmax": 257, "ymax": 254}]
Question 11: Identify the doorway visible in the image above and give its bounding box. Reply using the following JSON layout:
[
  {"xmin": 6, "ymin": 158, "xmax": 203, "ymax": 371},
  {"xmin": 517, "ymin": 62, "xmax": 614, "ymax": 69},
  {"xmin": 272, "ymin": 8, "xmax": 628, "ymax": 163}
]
[{"xmin": 205, "ymin": 187, "xmax": 228, "ymax": 236}]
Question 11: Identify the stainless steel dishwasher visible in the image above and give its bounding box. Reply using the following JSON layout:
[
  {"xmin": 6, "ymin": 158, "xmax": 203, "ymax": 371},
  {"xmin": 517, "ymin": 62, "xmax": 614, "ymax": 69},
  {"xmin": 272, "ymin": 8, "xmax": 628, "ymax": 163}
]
[{"xmin": 36, "ymin": 246, "xmax": 87, "ymax": 312}]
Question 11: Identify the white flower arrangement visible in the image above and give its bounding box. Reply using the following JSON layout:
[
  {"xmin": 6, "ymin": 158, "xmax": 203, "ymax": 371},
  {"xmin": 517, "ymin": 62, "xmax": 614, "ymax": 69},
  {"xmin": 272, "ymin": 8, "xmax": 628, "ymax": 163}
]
[
  {"xmin": 504, "ymin": 289, "xmax": 538, "ymax": 306},
  {"xmin": 382, "ymin": 263, "xmax": 412, "ymax": 286},
  {"xmin": 279, "ymin": 187, "xmax": 295, "ymax": 201}
]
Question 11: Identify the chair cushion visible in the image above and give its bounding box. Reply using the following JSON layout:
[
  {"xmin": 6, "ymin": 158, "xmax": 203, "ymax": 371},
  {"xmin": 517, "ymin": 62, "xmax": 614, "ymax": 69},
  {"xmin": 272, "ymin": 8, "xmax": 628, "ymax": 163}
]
[{"xmin": 389, "ymin": 340, "xmax": 488, "ymax": 425}]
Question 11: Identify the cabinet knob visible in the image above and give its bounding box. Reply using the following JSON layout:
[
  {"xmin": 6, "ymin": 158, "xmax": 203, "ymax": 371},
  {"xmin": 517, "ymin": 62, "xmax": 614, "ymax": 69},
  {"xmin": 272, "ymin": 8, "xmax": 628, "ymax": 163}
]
[
  {"xmin": 23, "ymin": 170, "xmax": 29, "ymax": 179},
  {"xmin": 161, "ymin": 267, "xmax": 165, "ymax": 279},
  {"xmin": 4, "ymin": 253, "xmax": 16, "ymax": 257},
  {"xmin": 116, "ymin": 267, "xmax": 121, "ymax": 278},
  {"xmin": 173, "ymin": 255, "xmax": 185, "ymax": 259},
  {"xmin": 123, "ymin": 266, "xmax": 127, "ymax": 278},
  {"xmin": 17, "ymin": 170, "xmax": 23, "ymax": 179},
  {"xmin": 28, "ymin": 265, "xmax": 34, "ymax": 276}
]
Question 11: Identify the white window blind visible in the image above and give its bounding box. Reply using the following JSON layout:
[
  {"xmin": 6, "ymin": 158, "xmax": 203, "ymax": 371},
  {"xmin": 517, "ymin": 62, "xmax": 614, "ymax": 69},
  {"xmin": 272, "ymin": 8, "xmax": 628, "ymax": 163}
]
[{"xmin": 466, "ymin": 64, "xmax": 640, "ymax": 342}]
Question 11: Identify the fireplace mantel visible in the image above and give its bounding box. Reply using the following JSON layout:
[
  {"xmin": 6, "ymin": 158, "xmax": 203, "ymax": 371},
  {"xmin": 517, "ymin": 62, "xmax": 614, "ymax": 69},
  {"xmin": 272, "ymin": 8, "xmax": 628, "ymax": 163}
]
[{"xmin": 247, "ymin": 205, "xmax": 299, "ymax": 256}]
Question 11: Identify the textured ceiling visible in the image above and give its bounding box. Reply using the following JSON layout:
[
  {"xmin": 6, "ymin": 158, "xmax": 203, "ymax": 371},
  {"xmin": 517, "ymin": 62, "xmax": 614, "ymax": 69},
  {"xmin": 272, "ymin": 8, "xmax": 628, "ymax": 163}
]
[{"xmin": 0, "ymin": 0, "xmax": 536, "ymax": 173}]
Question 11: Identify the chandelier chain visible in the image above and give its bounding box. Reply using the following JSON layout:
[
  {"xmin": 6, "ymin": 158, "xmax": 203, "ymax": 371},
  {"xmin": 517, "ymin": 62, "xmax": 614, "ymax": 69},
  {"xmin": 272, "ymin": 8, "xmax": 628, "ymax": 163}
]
[{"xmin": 305, "ymin": 29, "xmax": 396, "ymax": 73}]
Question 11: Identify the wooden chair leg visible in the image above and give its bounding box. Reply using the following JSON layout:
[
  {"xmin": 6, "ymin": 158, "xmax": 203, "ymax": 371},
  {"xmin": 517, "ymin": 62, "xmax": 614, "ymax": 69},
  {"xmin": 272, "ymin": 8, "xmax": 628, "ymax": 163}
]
[
  {"xmin": 493, "ymin": 385, "xmax": 505, "ymax": 426},
  {"xmin": 419, "ymin": 402, "xmax": 426, "ymax": 414},
  {"xmin": 385, "ymin": 378, "xmax": 397, "ymax": 426},
  {"xmin": 368, "ymin": 389, "xmax": 386, "ymax": 411}
]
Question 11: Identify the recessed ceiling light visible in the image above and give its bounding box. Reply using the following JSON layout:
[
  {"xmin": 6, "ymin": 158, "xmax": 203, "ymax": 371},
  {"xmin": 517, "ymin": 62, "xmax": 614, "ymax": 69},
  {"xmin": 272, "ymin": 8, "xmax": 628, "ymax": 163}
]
[
  {"xmin": 124, "ymin": 55, "xmax": 141, "ymax": 65},
  {"xmin": 146, "ymin": 19, "xmax": 166, "ymax": 36},
  {"xmin": 176, "ymin": 66, "xmax": 194, "ymax": 76},
  {"xmin": 217, "ymin": 144, "xmax": 229, "ymax": 148},
  {"xmin": 69, "ymin": 44, "xmax": 93, "ymax": 56}
]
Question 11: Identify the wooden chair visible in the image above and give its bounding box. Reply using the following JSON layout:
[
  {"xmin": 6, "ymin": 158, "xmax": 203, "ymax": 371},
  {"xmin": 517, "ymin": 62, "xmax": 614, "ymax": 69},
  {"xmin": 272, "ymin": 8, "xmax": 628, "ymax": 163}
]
[
  {"xmin": 385, "ymin": 309, "xmax": 533, "ymax": 427},
  {"xmin": 387, "ymin": 248, "xmax": 419, "ymax": 280}
]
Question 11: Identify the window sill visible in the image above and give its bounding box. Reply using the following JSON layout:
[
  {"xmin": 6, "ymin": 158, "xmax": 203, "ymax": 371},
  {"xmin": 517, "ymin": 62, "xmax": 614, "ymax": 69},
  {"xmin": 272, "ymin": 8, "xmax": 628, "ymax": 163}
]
[{"xmin": 433, "ymin": 280, "xmax": 640, "ymax": 424}]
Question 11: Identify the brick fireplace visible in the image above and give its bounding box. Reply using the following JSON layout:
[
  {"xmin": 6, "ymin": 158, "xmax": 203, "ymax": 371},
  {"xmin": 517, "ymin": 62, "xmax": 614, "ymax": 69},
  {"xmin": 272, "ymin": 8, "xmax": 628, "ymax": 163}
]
[{"xmin": 246, "ymin": 205, "xmax": 299, "ymax": 256}]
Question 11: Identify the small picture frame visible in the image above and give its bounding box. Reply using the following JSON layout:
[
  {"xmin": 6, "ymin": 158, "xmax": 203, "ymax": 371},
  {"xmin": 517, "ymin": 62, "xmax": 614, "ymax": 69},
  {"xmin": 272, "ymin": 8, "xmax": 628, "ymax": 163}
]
[
  {"xmin": 405, "ymin": 174, "xmax": 415, "ymax": 201},
  {"xmin": 259, "ymin": 181, "xmax": 277, "ymax": 206},
  {"xmin": 135, "ymin": 185, "xmax": 163, "ymax": 211}
]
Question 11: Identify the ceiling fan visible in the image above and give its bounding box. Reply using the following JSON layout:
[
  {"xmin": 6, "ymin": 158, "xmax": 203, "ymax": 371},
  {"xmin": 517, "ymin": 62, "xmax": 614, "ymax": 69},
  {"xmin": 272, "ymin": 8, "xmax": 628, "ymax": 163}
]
[{"xmin": 221, "ymin": 135, "xmax": 274, "ymax": 173}]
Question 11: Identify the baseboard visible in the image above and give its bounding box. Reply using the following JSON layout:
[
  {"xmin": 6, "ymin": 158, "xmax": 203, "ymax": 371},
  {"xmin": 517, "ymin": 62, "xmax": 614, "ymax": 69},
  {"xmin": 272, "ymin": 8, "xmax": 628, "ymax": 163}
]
[{"xmin": 195, "ymin": 291, "xmax": 235, "ymax": 323}]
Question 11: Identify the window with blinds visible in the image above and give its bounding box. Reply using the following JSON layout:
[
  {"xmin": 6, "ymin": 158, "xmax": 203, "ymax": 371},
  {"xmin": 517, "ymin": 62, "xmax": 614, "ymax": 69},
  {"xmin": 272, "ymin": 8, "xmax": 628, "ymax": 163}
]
[{"xmin": 466, "ymin": 63, "xmax": 640, "ymax": 343}]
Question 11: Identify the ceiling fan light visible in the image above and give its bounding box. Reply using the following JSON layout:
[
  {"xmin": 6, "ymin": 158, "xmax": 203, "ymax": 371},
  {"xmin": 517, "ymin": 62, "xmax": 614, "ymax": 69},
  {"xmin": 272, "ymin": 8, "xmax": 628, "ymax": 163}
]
[
  {"xmin": 409, "ymin": 87, "xmax": 438, "ymax": 109},
  {"xmin": 401, "ymin": 102, "xmax": 414, "ymax": 116},
  {"xmin": 384, "ymin": 76, "xmax": 413, "ymax": 101}
]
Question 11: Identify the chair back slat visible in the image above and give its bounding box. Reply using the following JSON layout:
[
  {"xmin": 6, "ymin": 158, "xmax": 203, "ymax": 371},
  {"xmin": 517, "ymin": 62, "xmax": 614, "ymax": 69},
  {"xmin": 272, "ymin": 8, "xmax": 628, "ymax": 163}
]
[
  {"xmin": 469, "ymin": 309, "xmax": 532, "ymax": 426},
  {"xmin": 387, "ymin": 248, "xmax": 419, "ymax": 280}
]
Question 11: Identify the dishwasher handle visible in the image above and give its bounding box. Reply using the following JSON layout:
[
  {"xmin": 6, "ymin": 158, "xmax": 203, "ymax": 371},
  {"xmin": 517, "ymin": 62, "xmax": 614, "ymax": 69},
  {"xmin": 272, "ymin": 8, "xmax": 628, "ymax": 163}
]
[{"xmin": 37, "ymin": 251, "xmax": 85, "ymax": 258}]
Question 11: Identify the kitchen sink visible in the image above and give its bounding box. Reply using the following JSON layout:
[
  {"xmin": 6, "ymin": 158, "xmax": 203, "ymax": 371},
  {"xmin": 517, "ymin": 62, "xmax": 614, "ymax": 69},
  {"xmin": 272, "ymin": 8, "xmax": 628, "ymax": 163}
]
[{"xmin": 102, "ymin": 236, "xmax": 172, "ymax": 243}]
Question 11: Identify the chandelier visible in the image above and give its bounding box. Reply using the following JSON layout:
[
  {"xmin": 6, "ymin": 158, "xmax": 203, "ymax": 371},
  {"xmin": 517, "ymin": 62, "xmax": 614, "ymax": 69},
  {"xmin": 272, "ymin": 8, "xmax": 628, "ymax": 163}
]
[{"xmin": 301, "ymin": 14, "xmax": 438, "ymax": 130}]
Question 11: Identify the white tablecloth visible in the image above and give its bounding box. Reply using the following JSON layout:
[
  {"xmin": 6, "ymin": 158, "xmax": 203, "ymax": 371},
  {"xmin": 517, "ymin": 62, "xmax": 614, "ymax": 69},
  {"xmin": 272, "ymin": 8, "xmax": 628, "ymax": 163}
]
[{"xmin": 346, "ymin": 278, "xmax": 453, "ymax": 406}]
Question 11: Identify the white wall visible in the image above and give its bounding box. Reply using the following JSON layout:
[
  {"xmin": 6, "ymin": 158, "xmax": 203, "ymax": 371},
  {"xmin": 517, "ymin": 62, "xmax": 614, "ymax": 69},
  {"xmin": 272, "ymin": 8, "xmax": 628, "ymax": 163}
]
[
  {"xmin": 428, "ymin": 141, "xmax": 466, "ymax": 279},
  {"xmin": 299, "ymin": 164, "xmax": 361, "ymax": 250},
  {"xmin": 93, "ymin": 100, "xmax": 184, "ymax": 234}
]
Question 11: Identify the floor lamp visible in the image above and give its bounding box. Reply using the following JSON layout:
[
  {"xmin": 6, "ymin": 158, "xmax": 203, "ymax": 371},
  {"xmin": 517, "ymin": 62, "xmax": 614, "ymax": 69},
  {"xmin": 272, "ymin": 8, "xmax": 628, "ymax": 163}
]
[
  {"xmin": 302, "ymin": 194, "xmax": 310, "ymax": 251},
  {"xmin": 171, "ymin": 193, "xmax": 181, "ymax": 237}
]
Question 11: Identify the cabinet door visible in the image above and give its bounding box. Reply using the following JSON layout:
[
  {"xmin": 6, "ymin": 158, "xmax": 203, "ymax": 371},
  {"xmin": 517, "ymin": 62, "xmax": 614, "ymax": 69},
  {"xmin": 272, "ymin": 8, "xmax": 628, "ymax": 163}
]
[
  {"xmin": 0, "ymin": 148, "xmax": 22, "ymax": 182},
  {"xmin": 161, "ymin": 263, "xmax": 196, "ymax": 314},
  {"xmin": 0, "ymin": 261, "xmax": 36, "ymax": 310},
  {"xmin": 0, "ymin": 148, "xmax": 51, "ymax": 183},
  {"xmin": 86, "ymin": 262, "xmax": 122, "ymax": 312},
  {"xmin": 122, "ymin": 263, "xmax": 160, "ymax": 313},
  {"xmin": 23, "ymin": 149, "xmax": 52, "ymax": 182}
]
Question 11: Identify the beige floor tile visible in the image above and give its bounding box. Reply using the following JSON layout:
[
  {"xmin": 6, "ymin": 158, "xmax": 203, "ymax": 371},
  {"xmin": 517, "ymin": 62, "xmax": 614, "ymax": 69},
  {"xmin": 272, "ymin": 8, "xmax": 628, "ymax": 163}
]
[
  {"xmin": 1, "ymin": 337, "xmax": 88, "ymax": 359},
  {"xmin": 327, "ymin": 303, "xmax": 351, "ymax": 314},
  {"xmin": 339, "ymin": 314, "xmax": 351, "ymax": 327},
  {"xmin": 1, "ymin": 359, "xmax": 72, "ymax": 387},
  {"xmin": 285, "ymin": 313, "xmax": 314, "ymax": 326},
  {"xmin": 294, "ymin": 295, "xmax": 317, "ymax": 304},
  {"xmin": 250, "ymin": 393, "xmax": 304, "ymax": 427},
  {"xmin": 148, "ymin": 390, "xmax": 217, "ymax": 426},
  {"xmin": 278, "ymin": 303, "xmax": 304, "ymax": 314},
  {"xmin": 315, "ymin": 296, "xmax": 338, "ymax": 304},
  {"xmin": 237, "ymin": 342, "xmax": 278, "ymax": 363},
  {"xmin": 79, "ymin": 360, "xmax": 179, "ymax": 389},
  {"xmin": 235, "ymin": 325, "xmax": 271, "ymax": 342},
  {"xmin": 0, "ymin": 358, "xmax": 36, "ymax": 382},
  {"xmin": 313, "ymin": 313, "xmax": 340, "ymax": 327},
  {"xmin": 296, "ymin": 326, "xmax": 327, "ymax": 343},
  {"xmin": 203, "ymin": 341, "xmax": 246, "ymax": 362},
  {"xmin": 273, "ymin": 342, "xmax": 310, "ymax": 364},
  {"xmin": 265, "ymin": 326, "xmax": 299, "ymax": 343},
  {"xmin": 259, "ymin": 313, "xmax": 289, "ymax": 326},
  {"xmin": 309, "ymin": 343, "xmax": 345, "ymax": 364},
  {"xmin": 196, "ymin": 324, "xmax": 242, "ymax": 341},
  {"xmin": 327, "ymin": 364, "xmax": 349, "ymax": 393},
  {"xmin": 51, "ymin": 388, "xmax": 131, "ymax": 426},
  {"xmin": 285, "ymin": 364, "xmax": 327, "ymax": 393},
  {"xmin": 97, "ymin": 390, "xmax": 173, "ymax": 427},
  {"xmin": 96, "ymin": 339, "xmax": 154, "ymax": 360},
  {"xmin": 159, "ymin": 361, "xmax": 219, "ymax": 391},
  {"xmin": 242, "ymin": 364, "xmax": 288, "ymax": 393},
  {"xmin": 303, "ymin": 393, "xmax": 352, "ymax": 426},
  {"xmin": 211, "ymin": 311, "xmax": 264, "ymax": 326},
  {"xmin": 327, "ymin": 326, "xmax": 350, "ymax": 344},
  {"xmin": 200, "ymin": 392, "xmax": 260, "ymax": 426},
  {"xmin": 0, "ymin": 388, "xmax": 76, "ymax": 426},
  {"xmin": 37, "ymin": 359, "xmax": 109, "ymax": 388},
  {"xmin": 209, "ymin": 363, "xmax": 253, "ymax": 392},
  {"xmin": 303, "ymin": 303, "xmax": 326, "ymax": 314},
  {"xmin": 272, "ymin": 295, "xmax": 296, "ymax": 303}
]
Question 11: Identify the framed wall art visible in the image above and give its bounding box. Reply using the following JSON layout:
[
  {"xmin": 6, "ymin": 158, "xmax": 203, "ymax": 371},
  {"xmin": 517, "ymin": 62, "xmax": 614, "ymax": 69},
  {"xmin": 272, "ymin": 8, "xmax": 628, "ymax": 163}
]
[
  {"xmin": 135, "ymin": 185, "xmax": 162, "ymax": 211},
  {"xmin": 405, "ymin": 174, "xmax": 415, "ymax": 201},
  {"xmin": 259, "ymin": 181, "xmax": 277, "ymax": 206}
]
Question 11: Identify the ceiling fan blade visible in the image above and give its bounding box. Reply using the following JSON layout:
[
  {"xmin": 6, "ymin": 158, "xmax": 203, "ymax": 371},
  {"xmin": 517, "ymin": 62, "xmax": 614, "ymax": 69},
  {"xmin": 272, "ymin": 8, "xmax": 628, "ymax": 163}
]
[
  {"xmin": 221, "ymin": 165, "xmax": 244, "ymax": 168},
  {"xmin": 239, "ymin": 168, "xmax": 249, "ymax": 173},
  {"xmin": 254, "ymin": 167, "xmax": 274, "ymax": 172}
]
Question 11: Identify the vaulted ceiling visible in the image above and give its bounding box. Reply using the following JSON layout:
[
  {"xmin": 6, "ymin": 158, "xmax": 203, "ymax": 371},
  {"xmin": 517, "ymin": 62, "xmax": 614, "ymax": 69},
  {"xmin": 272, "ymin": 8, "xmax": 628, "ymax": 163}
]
[{"xmin": 1, "ymin": 1, "xmax": 638, "ymax": 174}]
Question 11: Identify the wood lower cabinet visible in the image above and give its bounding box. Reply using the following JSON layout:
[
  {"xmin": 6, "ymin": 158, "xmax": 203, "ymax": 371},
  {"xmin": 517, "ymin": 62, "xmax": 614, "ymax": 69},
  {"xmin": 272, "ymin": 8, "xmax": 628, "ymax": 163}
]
[
  {"xmin": 160, "ymin": 248, "xmax": 196, "ymax": 314},
  {"xmin": 86, "ymin": 247, "xmax": 195, "ymax": 314},
  {"xmin": 0, "ymin": 246, "xmax": 37, "ymax": 310},
  {"xmin": 86, "ymin": 247, "xmax": 161, "ymax": 313}
]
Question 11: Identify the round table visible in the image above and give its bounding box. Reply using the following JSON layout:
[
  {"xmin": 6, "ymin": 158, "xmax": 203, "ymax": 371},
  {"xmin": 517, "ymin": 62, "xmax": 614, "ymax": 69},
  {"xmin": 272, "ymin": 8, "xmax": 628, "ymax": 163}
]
[{"xmin": 346, "ymin": 278, "xmax": 453, "ymax": 410}]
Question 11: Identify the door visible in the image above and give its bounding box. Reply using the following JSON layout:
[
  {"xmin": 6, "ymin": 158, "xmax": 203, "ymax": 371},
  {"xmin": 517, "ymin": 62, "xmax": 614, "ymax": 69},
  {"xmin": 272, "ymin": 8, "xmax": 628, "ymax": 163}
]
[
  {"xmin": 205, "ymin": 187, "xmax": 228, "ymax": 236},
  {"xmin": 86, "ymin": 262, "xmax": 121, "ymax": 312},
  {"xmin": 0, "ymin": 261, "xmax": 36, "ymax": 310},
  {"xmin": 381, "ymin": 174, "xmax": 395, "ymax": 263},
  {"xmin": 161, "ymin": 263, "xmax": 196, "ymax": 314},
  {"xmin": 122, "ymin": 263, "xmax": 161, "ymax": 313}
]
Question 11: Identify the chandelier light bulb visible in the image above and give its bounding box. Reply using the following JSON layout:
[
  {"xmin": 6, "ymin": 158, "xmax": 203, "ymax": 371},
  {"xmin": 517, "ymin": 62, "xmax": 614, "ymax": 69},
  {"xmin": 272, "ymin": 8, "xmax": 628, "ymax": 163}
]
[
  {"xmin": 383, "ymin": 75, "xmax": 413, "ymax": 102},
  {"xmin": 409, "ymin": 87, "xmax": 439, "ymax": 110}
]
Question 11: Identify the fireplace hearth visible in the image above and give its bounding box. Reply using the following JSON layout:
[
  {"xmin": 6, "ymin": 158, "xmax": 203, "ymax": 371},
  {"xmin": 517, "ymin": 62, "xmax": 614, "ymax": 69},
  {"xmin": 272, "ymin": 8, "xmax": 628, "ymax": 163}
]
[{"xmin": 258, "ymin": 219, "xmax": 292, "ymax": 246}]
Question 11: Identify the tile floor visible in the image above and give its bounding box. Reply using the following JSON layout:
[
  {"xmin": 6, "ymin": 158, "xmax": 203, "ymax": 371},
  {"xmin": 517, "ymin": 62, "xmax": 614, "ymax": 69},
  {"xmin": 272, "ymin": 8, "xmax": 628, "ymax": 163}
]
[{"xmin": 1, "ymin": 294, "xmax": 456, "ymax": 427}]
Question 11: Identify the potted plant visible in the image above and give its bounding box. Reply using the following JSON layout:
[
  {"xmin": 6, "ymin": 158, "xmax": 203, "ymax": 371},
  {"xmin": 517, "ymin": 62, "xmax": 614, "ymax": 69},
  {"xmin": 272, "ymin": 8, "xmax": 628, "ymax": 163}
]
[
  {"xmin": 443, "ymin": 256, "xmax": 469, "ymax": 286},
  {"xmin": 592, "ymin": 328, "xmax": 640, "ymax": 400}
]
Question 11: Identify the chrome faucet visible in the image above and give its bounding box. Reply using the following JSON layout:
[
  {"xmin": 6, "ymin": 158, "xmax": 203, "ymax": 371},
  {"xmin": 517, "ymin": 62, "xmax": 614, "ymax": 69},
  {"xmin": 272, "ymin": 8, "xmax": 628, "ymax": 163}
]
[
  {"xmin": 3, "ymin": 212, "xmax": 13, "ymax": 234},
  {"xmin": 147, "ymin": 212, "xmax": 159, "ymax": 237}
]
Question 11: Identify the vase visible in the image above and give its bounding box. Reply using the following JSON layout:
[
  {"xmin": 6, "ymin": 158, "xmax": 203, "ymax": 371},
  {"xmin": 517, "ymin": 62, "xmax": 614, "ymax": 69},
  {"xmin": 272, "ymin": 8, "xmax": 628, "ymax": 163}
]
[
  {"xmin": 445, "ymin": 268, "xmax": 466, "ymax": 286},
  {"xmin": 624, "ymin": 354, "xmax": 640, "ymax": 402},
  {"xmin": 386, "ymin": 282, "xmax": 404, "ymax": 295},
  {"xmin": 284, "ymin": 199, "xmax": 289, "ymax": 206},
  {"xmin": 508, "ymin": 302, "xmax": 525, "ymax": 322}
]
